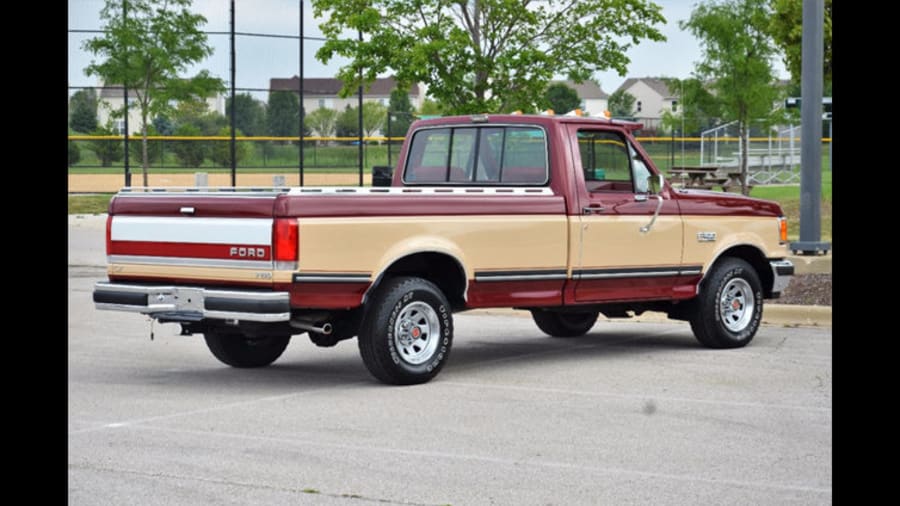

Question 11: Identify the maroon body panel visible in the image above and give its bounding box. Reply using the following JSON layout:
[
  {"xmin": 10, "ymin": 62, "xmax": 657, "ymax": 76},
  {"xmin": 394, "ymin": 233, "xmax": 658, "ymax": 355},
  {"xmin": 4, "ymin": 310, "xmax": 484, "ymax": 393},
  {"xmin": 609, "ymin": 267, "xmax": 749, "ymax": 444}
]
[
  {"xmin": 274, "ymin": 282, "xmax": 370, "ymax": 309},
  {"xmin": 673, "ymin": 190, "xmax": 783, "ymax": 217},
  {"xmin": 466, "ymin": 280, "xmax": 565, "ymax": 308},
  {"xmin": 110, "ymin": 195, "xmax": 277, "ymax": 217}
]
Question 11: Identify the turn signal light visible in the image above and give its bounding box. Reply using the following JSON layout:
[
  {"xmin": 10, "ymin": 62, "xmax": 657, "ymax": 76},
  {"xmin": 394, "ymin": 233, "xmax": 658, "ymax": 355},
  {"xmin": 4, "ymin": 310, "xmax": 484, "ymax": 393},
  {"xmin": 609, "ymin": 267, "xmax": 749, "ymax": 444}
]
[{"xmin": 778, "ymin": 217, "xmax": 788, "ymax": 244}]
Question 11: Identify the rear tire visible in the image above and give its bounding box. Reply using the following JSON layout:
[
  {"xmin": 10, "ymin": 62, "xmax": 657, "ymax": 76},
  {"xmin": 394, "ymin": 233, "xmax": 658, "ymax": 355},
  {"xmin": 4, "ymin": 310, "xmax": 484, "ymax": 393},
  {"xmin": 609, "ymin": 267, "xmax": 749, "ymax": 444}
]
[
  {"xmin": 531, "ymin": 310, "xmax": 599, "ymax": 337},
  {"xmin": 204, "ymin": 329, "xmax": 290, "ymax": 368},
  {"xmin": 357, "ymin": 277, "xmax": 453, "ymax": 385},
  {"xmin": 689, "ymin": 258, "xmax": 763, "ymax": 349}
]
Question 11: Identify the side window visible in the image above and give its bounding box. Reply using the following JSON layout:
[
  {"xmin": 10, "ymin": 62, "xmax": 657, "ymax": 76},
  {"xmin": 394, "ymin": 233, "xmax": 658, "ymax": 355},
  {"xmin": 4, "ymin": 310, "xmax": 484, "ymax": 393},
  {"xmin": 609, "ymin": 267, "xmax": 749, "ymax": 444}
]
[
  {"xmin": 405, "ymin": 128, "xmax": 451, "ymax": 183},
  {"xmin": 403, "ymin": 125, "xmax": 548, "ymax": 185},
  {"xmin": 578, "ymin": 130, "xmax": 634, "ymax": 192},
  {"xmin": 449, "ymin": 128, "xmax": 476, "ymax": 182}
]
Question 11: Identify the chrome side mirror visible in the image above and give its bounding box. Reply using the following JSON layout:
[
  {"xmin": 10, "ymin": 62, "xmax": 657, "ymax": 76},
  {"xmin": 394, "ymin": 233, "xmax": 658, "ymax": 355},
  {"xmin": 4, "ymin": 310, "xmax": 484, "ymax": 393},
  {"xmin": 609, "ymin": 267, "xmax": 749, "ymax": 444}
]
[{"xmin": 648, "ymin": 173, "xmax": 663, "ymax": 194}]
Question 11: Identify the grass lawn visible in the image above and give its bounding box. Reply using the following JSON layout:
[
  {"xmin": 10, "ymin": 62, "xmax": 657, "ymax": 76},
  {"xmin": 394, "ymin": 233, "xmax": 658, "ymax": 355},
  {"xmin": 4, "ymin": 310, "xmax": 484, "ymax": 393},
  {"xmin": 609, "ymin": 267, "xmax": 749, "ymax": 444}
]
[
  {"xmin": 750, "ymin": 170, "xmax": 832, "ymax": 242},
  {"xmin": 68, "ymin": 194, "xmax": 115, "ymax": 215}
]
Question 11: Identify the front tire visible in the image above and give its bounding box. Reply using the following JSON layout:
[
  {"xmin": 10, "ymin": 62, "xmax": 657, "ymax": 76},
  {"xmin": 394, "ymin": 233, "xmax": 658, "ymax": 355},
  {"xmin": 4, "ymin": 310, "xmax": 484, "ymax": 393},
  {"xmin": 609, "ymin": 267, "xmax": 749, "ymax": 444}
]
[
  {"xmin": 358, "ymin": 277, "xmax": 453, "ymax": 385},
  {"xmin": 689, "ymin": 258, "xmax": 763, "ymax": 349},
  {"xmin": 203, "ymin": 329, "xmax": 290, "ymax": 368},
  {"xmin": 531, "ymin": 310, "xmax": 599, "ymax": 337}
]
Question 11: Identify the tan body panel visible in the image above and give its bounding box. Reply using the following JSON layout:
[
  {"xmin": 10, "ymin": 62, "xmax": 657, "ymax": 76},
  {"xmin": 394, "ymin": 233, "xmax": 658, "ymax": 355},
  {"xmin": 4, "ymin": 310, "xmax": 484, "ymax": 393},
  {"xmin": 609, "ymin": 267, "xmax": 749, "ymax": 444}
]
[
  {"xmin": 683, "ymin": 215, "xmax": 786, "ymax": 272},
  {"xmin": 108, "ymin": 263, "xmax": 274, "ymax": 284},
  {"xmin": 296, "ymin": 215, "xmax": 569, "ymax": 280},
  {"xmin": 577, "ymin": 215, "xmax": 683, "ymax": 269}
]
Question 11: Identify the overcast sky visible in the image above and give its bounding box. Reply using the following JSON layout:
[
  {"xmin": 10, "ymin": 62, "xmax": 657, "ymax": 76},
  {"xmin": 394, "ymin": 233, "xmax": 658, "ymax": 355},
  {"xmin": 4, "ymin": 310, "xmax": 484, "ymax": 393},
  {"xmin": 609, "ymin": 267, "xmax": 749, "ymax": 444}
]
[{"xmin": 68, "ymin": 0, "xmax": 787, "ymax": 99}]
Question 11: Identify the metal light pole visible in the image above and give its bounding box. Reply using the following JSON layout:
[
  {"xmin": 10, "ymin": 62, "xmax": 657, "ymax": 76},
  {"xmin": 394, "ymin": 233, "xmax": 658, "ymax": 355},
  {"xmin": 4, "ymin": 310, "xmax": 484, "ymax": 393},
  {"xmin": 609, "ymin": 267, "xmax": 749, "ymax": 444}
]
[
  {"xmin": 299, "ymin": 0, "xmax": 305, "ymax": 186},
  {"xmin": 357, "ymin": 29, "xmax": 364, "ymax": 186},
  {"xmin": 229, "ymin": 0, "xmax": 237, "ymax": 187},
  {"xmin": 122, "ymin": 0, "xmax": 131, "ymax": 187},
  {"xmin": 790, "ymin": 0, "xmax": 830, "ymax": 255}
]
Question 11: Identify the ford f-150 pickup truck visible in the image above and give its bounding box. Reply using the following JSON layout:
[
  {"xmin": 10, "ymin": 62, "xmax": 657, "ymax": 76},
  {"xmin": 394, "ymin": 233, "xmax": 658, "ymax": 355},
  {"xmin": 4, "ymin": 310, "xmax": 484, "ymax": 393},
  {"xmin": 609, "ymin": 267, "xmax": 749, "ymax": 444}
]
[{"xmin": 94, "ymin": 114, "xmax": 794, "ymax": 384}]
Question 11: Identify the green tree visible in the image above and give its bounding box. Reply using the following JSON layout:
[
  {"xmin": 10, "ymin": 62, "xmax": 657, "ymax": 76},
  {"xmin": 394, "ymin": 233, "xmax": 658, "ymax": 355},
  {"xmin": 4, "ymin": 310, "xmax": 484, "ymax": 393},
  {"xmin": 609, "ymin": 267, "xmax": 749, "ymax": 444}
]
[
  {"xmin": 769, "ymin": 0, "xmax": 831, "ymax": 85},
  {"xmin": 210, "ymin": 126, "xmax": 249, "ymax": 167},
  {"xmin": 362, "ymin": 101, "xmax": 387, "ymax": 138},
  {"xmin": 305, "ymin": 107, "xmax": 339, "ymax": 139},
  {"xmin": 682, "ymin": 0, "xmax": 780, "ymax": 195},
  {"xmin": 88, "ymin": 122, "xmax": 124, "ymax": 167},
  {"xmin": 607, "ymin": 89, "xmax": 636, "ymax": 117},
  {"xmin": 152, "ymin": 115, "xmax": 175, "ymax": 135},
  {"xmin": 336, "ymin": 104, "xmax": 359, "ymax": 137},
  {"xmin": 542, "ymin": 83, "xmax": 581, "ymax": 114},
  {"xmin": 128, "ymin": 124, "xmax": 163, "ymax": 165},
  {"xmin": 387, "ymin": 87, "xmax": 415, "ymax": 137},
  {"xmin": 82, "ymin": 0, "xmax": 223, "ymax": 186},
  {"xmin": 172, "ymin": 99, "xmax": 227, "ymax": 135},
  {"xmin": 312, "ymin": 0, "xmax": 666, "ymax": 114},
  {"xmin": 227, "ymin": 93, "xmax": 267, "ymax": 136},
  {"xmin": 171, "ymin": 123, "xmax": 206, "ymax": 167},
  {"xmin": 68, "ymin": 139, "xmax": 82, "ymax": 167},
  {"xmin": 659, "ymin": 77, "xmax": 723, "ymax": 136},
  {"xmin": 69, "ymin": 89, "xmax": 99, "ymax": 133},
  {"xmin": 267, "ymin": 91, "xmax": 300, "ymax": 138},
  {"xmin": 417, "ymin": 98, "xmax": 444, "ymax": 117}
]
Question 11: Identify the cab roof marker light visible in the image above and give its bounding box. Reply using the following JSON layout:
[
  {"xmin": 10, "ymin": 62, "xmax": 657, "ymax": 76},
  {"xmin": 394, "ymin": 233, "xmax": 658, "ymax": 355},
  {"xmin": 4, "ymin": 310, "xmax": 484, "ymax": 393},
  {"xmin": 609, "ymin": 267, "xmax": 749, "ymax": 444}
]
[{"xmin": 471, "ymin": 114, "xmax": 489, "ymax": 123}]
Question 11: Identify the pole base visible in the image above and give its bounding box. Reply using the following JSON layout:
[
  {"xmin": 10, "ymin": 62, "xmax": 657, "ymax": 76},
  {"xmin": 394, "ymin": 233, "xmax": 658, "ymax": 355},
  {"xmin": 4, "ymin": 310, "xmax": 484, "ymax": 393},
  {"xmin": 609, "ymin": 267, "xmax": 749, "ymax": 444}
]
[{"xmin": 789, "ymin": 241, "xmax": 831, "ymax": 256}]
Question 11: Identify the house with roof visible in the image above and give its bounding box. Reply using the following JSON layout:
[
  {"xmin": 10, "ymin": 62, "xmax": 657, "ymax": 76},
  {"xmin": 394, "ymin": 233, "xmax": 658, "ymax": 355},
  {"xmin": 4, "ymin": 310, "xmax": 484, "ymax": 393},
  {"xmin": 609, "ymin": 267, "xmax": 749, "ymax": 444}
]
[
  {"xmin": 95, "ymin": 83, "xmax": 225, "ymax": 134},
  {"xmin": 550, "ymin": 80, "xmax": 609, "ymax": 116},
  {"xmin": 269, "ymin": 76, "xmax": 421, "ymax": 115},
  {"xmin": 613, "ymin": 77, "xmax": 678, "ymax": 127}
]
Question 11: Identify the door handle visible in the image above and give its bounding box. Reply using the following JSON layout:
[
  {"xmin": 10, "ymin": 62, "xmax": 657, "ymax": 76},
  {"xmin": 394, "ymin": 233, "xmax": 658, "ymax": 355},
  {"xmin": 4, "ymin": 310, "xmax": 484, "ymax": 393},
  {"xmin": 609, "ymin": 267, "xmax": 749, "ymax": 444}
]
[{"xmin": 582, "ymin": 204, "xmax": 605, "ymax": 215}]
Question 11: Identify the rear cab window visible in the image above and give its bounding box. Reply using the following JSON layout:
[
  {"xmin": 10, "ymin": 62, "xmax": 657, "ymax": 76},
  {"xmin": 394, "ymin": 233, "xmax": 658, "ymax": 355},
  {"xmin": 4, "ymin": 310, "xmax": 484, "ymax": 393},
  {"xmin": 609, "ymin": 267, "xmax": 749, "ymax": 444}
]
[{"xmin": 403, "ymin": 125, "xmax": 549, "ymax": 185}]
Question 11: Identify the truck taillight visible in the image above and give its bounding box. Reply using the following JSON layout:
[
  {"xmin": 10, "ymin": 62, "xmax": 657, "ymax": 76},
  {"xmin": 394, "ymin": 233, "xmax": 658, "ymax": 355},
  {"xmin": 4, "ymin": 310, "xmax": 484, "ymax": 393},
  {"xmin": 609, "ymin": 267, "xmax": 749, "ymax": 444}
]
[
  {"xmin": 778, "ymin": 216, "xmax": 788, "ymax": 244},
  {"xmin": 273, "ymin": 218, "xmax": 299, "ymax": 264},
  {"xmin": 106, "ymin": 215, "xmax": 113, "ymax": 255}
]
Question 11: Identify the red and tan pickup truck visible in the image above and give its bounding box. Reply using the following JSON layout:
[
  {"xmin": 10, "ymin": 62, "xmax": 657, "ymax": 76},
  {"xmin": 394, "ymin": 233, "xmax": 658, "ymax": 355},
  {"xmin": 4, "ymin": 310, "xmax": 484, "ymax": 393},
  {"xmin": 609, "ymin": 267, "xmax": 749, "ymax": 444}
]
[{"xmin": 94, "ymin": 114, "xmax": 793, "ymax": 384}]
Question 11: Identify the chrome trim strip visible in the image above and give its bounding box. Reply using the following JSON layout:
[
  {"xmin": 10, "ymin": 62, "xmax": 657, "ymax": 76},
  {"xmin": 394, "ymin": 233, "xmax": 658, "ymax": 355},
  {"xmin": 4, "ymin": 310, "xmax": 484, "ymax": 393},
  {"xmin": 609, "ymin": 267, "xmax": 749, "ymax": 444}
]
[
  {"xmin": 577, "ymin": 270, "xmax": 681, "ymax": 280},
  {"xmin": 293, "ymin": 274, "xmax": 371, "ymax": 283},
  {"xmin": 108, "ymin": 255, "xmax": 272, "ymax": 270},
  {"xmin": 474, "ymin": 272, "xmax": 568, "ymax": 282}
]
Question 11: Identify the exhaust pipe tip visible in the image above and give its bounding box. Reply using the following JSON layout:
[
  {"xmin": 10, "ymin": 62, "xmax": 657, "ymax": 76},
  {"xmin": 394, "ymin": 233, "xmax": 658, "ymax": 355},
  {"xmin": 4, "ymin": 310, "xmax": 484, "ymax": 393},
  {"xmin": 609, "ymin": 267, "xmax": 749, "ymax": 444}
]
[{"xmin": 320, "ymin": 322, "xmax": 333, "ymax": 335}]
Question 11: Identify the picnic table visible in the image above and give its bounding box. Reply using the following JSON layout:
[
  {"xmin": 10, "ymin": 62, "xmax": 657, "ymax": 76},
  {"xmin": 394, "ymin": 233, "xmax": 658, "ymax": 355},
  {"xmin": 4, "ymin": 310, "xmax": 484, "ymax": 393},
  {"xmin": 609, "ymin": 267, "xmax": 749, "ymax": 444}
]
[{"xmin": 669, "ymin": 165, "xmax": 719, "ymax": 188}]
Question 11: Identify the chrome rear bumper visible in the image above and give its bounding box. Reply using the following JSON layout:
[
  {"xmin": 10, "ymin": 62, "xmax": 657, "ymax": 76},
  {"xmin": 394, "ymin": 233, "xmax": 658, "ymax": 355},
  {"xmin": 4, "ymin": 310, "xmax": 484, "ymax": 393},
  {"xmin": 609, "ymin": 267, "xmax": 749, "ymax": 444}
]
[{"xmin": 93, "ymin": 282, "xmax": 290, "ymax": 323}]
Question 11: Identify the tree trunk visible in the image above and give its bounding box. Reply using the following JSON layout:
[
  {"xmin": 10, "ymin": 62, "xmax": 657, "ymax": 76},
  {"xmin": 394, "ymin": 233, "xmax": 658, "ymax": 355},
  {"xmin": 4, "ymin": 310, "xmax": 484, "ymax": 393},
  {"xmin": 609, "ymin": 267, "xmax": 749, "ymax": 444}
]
[{"xmin": 739, "ymin": 121, "xmax": 749, "ymax": 196}]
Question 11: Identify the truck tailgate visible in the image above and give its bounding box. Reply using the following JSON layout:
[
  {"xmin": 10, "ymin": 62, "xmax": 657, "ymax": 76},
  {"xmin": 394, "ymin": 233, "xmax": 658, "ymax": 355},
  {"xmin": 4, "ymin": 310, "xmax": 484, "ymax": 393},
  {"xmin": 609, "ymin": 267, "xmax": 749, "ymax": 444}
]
[{"xmin": 105, "ymin": 190, "xmax": 290, "ymax": 287}]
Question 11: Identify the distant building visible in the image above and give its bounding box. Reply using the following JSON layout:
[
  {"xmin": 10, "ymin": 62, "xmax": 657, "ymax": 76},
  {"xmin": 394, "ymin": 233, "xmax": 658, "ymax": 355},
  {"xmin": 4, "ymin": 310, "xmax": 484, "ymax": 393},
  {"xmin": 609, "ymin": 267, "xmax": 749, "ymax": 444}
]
[
  {"xmin": 269, "ymin": 76, "xmax": 421, "ymax": 114},
  {"xmin": 550, "ymin": 80, "xmax": 609, "ymax": 117},
  {"xmin": 95, "ymin": 83, "xmax": 225, "ymax": 134},
  {"xmin": 614, "ymin": 77, "xmax": 677, "ymax": 120}
]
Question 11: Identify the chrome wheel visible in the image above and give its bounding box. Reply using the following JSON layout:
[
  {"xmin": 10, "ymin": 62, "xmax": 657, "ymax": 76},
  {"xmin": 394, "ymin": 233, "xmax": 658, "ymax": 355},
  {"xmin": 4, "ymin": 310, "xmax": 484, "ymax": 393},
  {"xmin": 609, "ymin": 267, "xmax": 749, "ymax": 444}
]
[
  {"xmin": 719, "ymin": 278, "xmax": 755, "ymax": 332},
  {"xmin": 393, "ymin": 301, "xmax": 441, "ymax": 365}
]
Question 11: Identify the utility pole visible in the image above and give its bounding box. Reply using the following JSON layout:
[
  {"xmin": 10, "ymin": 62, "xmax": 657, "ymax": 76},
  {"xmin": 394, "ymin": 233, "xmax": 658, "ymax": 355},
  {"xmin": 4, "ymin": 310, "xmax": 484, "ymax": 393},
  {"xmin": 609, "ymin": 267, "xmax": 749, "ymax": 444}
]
[
  {"xmin": 789, "ymin": 0, "xmax": 830, "ymax": 255},
  {"xmin": 229, "ymin": 0, "xmax": 236, "ymax": 187}
]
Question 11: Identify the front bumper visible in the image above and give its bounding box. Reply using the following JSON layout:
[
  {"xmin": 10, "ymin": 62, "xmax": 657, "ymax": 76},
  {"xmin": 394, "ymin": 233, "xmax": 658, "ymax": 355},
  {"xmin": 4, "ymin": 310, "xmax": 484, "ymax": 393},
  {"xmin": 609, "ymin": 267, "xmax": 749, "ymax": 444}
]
[
  {"xmin": 93, "ymin": 282, "xmax": 291, "ymax": 323},
  {"xmin": 769, "ymin": 259, "xmax": 795, "ymax": 295}
]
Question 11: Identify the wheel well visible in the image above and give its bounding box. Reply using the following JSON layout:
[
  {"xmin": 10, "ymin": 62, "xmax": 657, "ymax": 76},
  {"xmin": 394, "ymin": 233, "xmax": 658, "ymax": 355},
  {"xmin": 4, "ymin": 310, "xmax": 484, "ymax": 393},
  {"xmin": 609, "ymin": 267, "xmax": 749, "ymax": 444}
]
[
  {"xmin": 709, "ymin": 245, "xmax": 774, "ymax": 297},
  {"xmin": 368, "ymin": 252, "xmax": 467, "ymax": 310}
]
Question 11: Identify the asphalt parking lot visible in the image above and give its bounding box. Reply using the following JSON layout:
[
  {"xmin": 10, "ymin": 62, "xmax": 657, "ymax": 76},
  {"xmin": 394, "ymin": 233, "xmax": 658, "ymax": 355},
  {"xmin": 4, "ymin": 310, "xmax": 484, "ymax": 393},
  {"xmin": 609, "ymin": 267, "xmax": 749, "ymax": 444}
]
[{"xmin": 69, "ymin": 218, "xmax": 832, "ymax": 505}]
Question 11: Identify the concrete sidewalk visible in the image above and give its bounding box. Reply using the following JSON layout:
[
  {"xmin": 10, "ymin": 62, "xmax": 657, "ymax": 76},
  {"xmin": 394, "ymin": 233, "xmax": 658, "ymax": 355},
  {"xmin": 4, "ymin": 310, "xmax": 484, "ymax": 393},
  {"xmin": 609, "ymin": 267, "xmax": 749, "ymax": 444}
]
[{"xmin": 69, "ymin": 213, "xmax": 832, "ymax": 327}]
